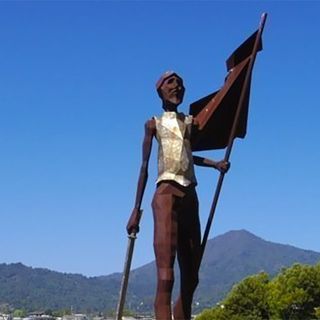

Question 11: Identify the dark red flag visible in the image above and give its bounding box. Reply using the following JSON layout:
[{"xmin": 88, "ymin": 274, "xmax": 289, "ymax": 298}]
[{"xmin": 190, "ymin": 30, "xmax": 263, "ymax": 151}]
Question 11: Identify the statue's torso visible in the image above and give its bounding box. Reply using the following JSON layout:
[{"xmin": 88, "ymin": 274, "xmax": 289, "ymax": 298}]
[{"xmin": 154, "ymin": 112, "xmax": 197, "ymax": 187}]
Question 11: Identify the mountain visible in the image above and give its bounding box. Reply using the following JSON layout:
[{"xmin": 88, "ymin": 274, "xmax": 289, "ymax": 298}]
[
  {"xmin": 195, "ymin": 230, "xmax": 320, "ymax": 309},
  {"xmin": 0, "ymin": 230, "xmax": 319, "ymax": 313},
  {"xmin": 0, "ymin": 262, "xmax": 119, "ymax": 312}
]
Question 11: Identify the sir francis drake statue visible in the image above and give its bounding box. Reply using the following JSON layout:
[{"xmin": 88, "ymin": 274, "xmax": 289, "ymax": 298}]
[
  {"xmin": 121, "ymin": 12, "xmax": 267, "ymax": 320},
  {"xmin": 126, "ymin": 71, "xmax": 229, "ymax": 320}
]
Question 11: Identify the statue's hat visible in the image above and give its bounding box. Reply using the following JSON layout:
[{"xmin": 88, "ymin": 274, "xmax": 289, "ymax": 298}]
[{"xmin": 156, "ymin": 71, "xmax": 183, "ymax": 90}]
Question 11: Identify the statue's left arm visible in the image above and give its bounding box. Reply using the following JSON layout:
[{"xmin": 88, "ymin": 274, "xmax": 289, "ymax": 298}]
[{"xmin": 193, "ymin": 155, "xmax": 230, "ymax": 173}]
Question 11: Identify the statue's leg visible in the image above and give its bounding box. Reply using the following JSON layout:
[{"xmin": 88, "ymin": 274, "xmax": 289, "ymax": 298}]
[
  {"xmin": 173, "ymin": 187, "xmax": 201, "ymax": 320},
  {"xmin": 152, "ymin": 185, "xmax": 179, "ymax": 320}
]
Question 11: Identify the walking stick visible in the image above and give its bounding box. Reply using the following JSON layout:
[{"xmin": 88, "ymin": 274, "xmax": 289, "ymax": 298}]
[
  {"xmin": 199, "ymin": 13, "xmax": 268, "ymax": 265},
  {"xmin": 116, "ymin": 209, "xmax": 143, "ymax": 320}
]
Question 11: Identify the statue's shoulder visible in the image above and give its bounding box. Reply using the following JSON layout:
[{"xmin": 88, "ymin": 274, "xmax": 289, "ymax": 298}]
[
  {"xmin": 144, "ymin": 118, "xmax": 156, "ymax": 134},
  {"xmin": 184, "ymin": 113, "xmax": 193, "ymax": 123},
  {"xmin": 177, "ymin": 112, "xmax": 193, "ymax": 125}
]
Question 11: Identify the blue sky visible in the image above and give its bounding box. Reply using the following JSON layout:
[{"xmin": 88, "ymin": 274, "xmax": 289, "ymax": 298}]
[{"xmin": 1, "ymin": 1, "xmax": 319, "ymax": 277}]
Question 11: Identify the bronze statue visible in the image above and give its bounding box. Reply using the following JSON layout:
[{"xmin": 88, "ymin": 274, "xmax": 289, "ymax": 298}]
[
  {"xmin": 126, "ymin": 72, "xmax": 229, "ymax": 320},
  {"xmin": 123, "ymin": 13, "xmax": 267, "ymax": 320}
]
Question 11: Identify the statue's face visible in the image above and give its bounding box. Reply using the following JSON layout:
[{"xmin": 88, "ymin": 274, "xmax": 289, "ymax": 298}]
[{"xmin": 159, "ymin": 75, "xmax": 185, "ymax": 108}]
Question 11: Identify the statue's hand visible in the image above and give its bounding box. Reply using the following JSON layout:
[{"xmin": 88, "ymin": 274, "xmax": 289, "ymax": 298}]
[
  {"xmin": 216, "ymin": 160, "xmax": 230, "ymax": 173},
  {"xmin": 126, "ymin": 208, "xmax": 141, "ymax": 235}
]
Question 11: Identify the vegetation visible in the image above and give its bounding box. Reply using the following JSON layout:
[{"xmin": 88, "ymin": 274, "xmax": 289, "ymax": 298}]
[
  {"xmin": 196, "ymin": 263, "xmax": 320, "ymax": 320},
  {"xmin": 12, "ymin": 309, "xmax": 27, "ymax": 317},
  {"xmin": 0, "ymin": 263, "xmax": 119, "ymax": 312}
]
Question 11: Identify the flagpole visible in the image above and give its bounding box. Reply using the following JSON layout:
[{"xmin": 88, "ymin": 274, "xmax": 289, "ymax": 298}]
[{"xmin": 199, "ymin": 13, "xmax": 268, "ymax": 265}]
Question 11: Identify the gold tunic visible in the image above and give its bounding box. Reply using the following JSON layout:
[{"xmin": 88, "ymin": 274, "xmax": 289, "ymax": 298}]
[{"xmin": 154, "ymin": 111, "xmax": 197, "ymax": 187}]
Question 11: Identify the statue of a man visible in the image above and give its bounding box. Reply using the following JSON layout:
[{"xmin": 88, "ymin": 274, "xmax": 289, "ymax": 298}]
[{"xmin": 126, "ymin": 71, "xmax": 229, "ymax": 320}]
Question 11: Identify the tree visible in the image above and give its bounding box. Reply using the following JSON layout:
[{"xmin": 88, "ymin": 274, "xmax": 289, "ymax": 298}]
[
  {"xmin": 196, "ymin": 307, "xmax": 233, "ymax": 320},
  {"xmin": 314, "ymin": 307, "xmax": 320, "ymax": 319},
  {"xmin": 0, "ymin": 303, "xmax": 12, "ymax": 314},
  {"xmin": 196, "ymin": 263, "xmax": 320, "ymax": 320},
  {"xmin": 268, "ymin": 263, "xmax": 320, "ymax": 320},
  {"xmin": 13, "ymin": 309, "xmax": 27, "ymax": 318},
  {"xmin": 196, "ymin": 272, "xmax": 270, "ymax": 320},
  {"xmin": 223, "ymin": 272, "xmax": 270, "ymax": 320}
]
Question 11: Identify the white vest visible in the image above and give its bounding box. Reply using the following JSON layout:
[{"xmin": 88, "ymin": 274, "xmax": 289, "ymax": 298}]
[{"xmin": 154, "ymin": 112, "xmax": 197, "ymax": 187}]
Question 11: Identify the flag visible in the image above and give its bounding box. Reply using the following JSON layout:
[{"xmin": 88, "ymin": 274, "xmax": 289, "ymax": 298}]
[{"xmin": 190, "ymin": 30, "xmax": 263, "ymax": 151}]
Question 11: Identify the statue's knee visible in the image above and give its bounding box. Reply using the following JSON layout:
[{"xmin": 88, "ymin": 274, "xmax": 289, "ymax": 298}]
[
  {"xmin": 155, "ymin": 268, "xmax": 174, "ymax": 303},
  {"xmin": 182, "ymin": 273, "xmax": 199, "ymax": 292},
  {"xmin": 158, "ymin": 267, "xmax": 174, "ymax": 281}
]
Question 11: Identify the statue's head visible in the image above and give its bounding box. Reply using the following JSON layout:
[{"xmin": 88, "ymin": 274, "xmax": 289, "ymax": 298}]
[{"xmin": 156, "ymin": 71, "xmax": 185, "ymax": 111}]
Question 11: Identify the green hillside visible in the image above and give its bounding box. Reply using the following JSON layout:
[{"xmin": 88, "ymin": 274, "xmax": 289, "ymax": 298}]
[{"xmin": 0, "ymin": 230, "xmax": 319, "ymax": 313}]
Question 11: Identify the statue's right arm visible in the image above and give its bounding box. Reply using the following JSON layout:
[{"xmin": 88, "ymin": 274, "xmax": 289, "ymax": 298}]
[{"xmin": 126, "ymin": 119, "xmax": 156, "ymax": 234}]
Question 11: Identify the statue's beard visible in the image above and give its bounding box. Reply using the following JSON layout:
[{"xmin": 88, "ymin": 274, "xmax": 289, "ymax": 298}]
[{"xmin": 165, "ymin": 92, "xmax": 184, "ymax": 107}]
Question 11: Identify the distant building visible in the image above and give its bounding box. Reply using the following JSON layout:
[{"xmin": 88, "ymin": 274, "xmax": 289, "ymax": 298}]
[
  {"xmin": 62, "ymin": 315, "xmax": 88, "ymax": 320},
  {"xmin": 23, "ymin": 312, "xmax": 54, "ymax": 320},
  {"xmin": 0, "ymin": 314, "xmax": 13, "ymax": 320}
]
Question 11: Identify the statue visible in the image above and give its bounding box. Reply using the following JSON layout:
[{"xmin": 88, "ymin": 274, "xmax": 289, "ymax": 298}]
[
  {"xmin": 120, "ymin": 13, "xmax": 267, "ymax": 320},
  {"xmin": 126, "ymin": 71, "xmax": 229, "ymax": 320}
]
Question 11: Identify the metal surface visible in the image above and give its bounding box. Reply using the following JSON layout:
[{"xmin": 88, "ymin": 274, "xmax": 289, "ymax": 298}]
[
  {"xmin": 116, "ymin": 210, "xmax": 142, "ymax": 320},
  {"xmin": 199, "ymin": 12, "xmax": 268, "ymax": 265},
  {"xmin": 124, "ymin": 14, "xmax": 267, "ymax": 319},
  {"xmin": 189, "ymin": 21, "xmax": 264, "ymax": 151},
  {"xmin": 190, "ymin": 57, "xmax": 250, "ymax": 150},
  {"xmin": 154, "ymin": 111, "xmax": 196, "ymax": 187}
]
